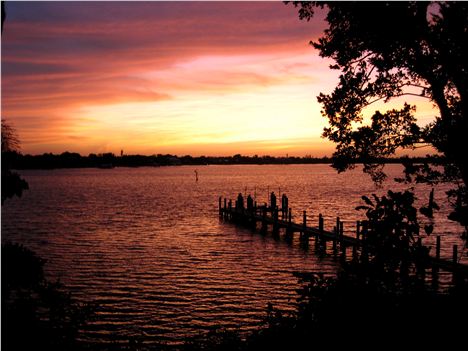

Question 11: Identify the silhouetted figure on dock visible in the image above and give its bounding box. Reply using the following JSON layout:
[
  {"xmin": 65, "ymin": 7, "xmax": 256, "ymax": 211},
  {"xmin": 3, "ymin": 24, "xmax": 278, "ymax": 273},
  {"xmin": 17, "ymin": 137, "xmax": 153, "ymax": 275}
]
[
  {"xmin": 237, "ymin": 193, "xmax": 244, "ymax": 211},
  {"xmin": 270, "ymin": 192, "xmax": 276, "ymax": 210},
  {"xmin": 247, "ymin": 194, "xmax": 254, "ymax": 212}
]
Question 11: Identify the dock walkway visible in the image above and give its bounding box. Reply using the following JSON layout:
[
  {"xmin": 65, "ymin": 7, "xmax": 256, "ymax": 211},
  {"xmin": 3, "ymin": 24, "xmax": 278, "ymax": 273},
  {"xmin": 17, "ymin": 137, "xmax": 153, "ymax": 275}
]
[{"xmin": 218, "ymin": 195, "xmax": 468, "ymax": 277}]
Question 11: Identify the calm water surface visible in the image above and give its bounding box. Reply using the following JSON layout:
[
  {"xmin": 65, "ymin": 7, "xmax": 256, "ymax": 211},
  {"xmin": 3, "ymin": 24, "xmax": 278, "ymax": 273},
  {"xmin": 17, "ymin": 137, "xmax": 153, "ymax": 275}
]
[{"xmin": 2, "ymin": 164, "xmax": 465, "ymax": 346}]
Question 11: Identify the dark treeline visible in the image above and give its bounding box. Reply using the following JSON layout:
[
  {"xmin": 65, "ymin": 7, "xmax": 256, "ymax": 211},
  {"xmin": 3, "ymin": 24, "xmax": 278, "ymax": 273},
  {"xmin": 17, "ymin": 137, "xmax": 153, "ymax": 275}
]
[{"xmin": 4, "ymin": 151, "xmax": 445, "ymax": 170}]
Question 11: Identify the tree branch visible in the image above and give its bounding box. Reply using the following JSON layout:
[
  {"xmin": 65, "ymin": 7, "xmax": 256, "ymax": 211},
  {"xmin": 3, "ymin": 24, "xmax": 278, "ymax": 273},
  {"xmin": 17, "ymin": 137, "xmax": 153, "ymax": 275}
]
[
  {"xmin": 365, "ymin": 93, "xmax": 431, "ymax": 108},
  {"xmin": 348, "ymin": 52, "xmax": 374, "ymax": 65}
]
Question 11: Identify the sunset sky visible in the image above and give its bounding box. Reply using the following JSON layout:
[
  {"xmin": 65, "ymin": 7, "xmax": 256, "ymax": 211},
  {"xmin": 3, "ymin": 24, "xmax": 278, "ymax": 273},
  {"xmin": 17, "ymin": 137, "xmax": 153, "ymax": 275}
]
[{"xmin": 1, "ymin": 1, "xmax": 437, "ymax": 156}]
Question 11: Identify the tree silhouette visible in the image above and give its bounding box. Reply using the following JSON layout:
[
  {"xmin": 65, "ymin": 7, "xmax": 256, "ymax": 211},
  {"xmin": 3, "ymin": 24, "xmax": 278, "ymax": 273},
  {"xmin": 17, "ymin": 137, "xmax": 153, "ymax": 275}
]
[
  {"xmin": 289, "ymin": 1, "xmax": 468, "ymax": 235},
  {"xmin": 2, "ymin": 243, "xmax": 93, "ymax": 351},
  {"xmin": 2, "ymin": 120, "xmax": 29, "ymax": 204},
  {"xmin": 1, "ymin": 3, "xmax": 29, "ymax": 204}
]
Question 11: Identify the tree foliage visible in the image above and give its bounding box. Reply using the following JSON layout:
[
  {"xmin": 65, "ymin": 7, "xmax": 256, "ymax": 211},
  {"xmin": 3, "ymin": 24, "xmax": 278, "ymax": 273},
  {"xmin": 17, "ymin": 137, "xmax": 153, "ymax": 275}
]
[
  {"xmin": 289, "ymin": 1, "xmax": 468, "ymax": 235},
  {"xmin": 2, "ymin": 120, "xmax": 29, "ymax": 204},
  {"xmin": 2, "ymin": 119, "xmax": 21, "ymax": 154},
  {"xmin": 355, "ymin": 190, "xmax": 435, "ymax": 285}
]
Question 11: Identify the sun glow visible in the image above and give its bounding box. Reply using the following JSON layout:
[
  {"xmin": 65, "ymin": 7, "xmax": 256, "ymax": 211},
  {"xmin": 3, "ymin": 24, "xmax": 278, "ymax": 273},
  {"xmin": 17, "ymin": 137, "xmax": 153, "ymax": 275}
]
[
  {"xmin": 68, "ymin": 72, "xmax": 332, "ymax": 155},
  {"xmin": 1, "ymin": 2, "xmax": 439, "ymax": 157}
]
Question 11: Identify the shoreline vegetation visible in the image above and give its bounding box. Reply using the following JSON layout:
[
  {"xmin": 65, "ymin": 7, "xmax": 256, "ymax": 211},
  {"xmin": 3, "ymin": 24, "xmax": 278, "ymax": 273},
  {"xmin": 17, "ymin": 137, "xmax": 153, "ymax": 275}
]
[{"xmin": 4, "ymin": 151, "xmax": 445, "ymax": 170}]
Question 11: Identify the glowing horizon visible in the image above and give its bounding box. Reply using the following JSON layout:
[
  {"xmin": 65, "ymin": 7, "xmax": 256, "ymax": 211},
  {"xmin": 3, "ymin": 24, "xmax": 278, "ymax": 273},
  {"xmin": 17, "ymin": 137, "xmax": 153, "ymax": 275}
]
[{"xmin": 1, "ymin": 2, "xmax": 438, "ymax": 157}]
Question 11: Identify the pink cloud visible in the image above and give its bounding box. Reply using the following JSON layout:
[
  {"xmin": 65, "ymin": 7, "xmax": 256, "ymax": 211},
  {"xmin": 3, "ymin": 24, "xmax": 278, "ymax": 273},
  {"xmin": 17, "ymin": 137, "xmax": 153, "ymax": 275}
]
[{"xmin": 1, "ymin": 1, "xmax": 330, "ymax": 155}]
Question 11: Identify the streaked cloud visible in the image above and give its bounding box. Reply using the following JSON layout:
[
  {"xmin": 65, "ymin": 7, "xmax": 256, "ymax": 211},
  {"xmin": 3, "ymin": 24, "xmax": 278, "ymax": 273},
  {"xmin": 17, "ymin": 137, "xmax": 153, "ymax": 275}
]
[{"xmin": 1, "ymin": 2, "xmax": 436, "ymax": 156}]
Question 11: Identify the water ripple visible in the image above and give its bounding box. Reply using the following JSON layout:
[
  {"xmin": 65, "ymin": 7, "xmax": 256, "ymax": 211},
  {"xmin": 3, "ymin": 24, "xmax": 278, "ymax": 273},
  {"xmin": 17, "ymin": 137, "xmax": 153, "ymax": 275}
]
[{"xmin": 2, "ymin": 164, "xmax": 464, "ymax": 345}]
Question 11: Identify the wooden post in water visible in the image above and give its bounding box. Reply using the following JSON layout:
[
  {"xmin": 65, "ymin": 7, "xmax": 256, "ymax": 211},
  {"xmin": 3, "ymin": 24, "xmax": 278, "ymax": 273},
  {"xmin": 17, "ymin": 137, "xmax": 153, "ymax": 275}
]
[
  {"xmin": 436, "ymin": 236, "xmax": 441, "ymax": 260},
  {"xmin": 336, "ymin": 217, "xmax": 340, "ymax": 235},
  {"xmin": 361, "ymin": 220, "xmax": 368, "ymax": 263},
  {"xmin": 219, "ymin": 197, "xmax": 222, "ymax": 216},
  {"xmin": 302, "ymin": 210, "xmax": 307, "ymax": 237},
  {"xmin": 431, "ymin": 265, "xmax": 439, "ymax": 290},
  {"xmin": 453, "ymin": 245, "xmax": 458, "ymax": 264},
  {"xmin": 317, "ymin": 214, "xmax": 323, "ymax": 248},
  {"xmin": 452, "ymin": 244, "xmax": 459, "ymax": 284},
  {"xmin": 334, "ymin": 217, "xmax": 340, "ymax": 250},
  {"xmin": 432, "ymin": 235, "xmax": 441, "ymax": 288},
  {"xmin": 224, "ymin": 198, "xmax": 227, "ymax": 220},
  {"xmin": 340, "ymin": 245, "xmax": 347, "ymax": 264},
  {"xmin": 287, "ymin": 208, "xmax": 292, "ymax": 235},
  {"xmin": 261, "ymin": 206, "xmax": 267, "ymax": 233},
  {"xmin": 340, "ymin": 221, "xmax": 345, "ymax": 255},
  {"xmin": 416, "ymin": 237, "xmax": 423, "ymax": 276},
  {"xmin": 352, "ymin": 244, "xmax": 358, "ymax": 262},
  {"xmin": 273, "ymin": 206, "xmax": 279, "ymax": 235},
  {"xmin": 248, "ymin": 198, "xmax": 255, "ymax": 229},
  {"xmin": 228, "ymin": 200, "xmax": 232, "ymax": 220},
  {"xmin": 332, "ymin": 231, "xmax": 337, "ymax": 254},
  {"xmin": 356, "ymin": 220, "xmax": 360, "ymax": 240},
  {"xmin": 361, "ymin": 220, "xmax": 368, "ymax": 242}
]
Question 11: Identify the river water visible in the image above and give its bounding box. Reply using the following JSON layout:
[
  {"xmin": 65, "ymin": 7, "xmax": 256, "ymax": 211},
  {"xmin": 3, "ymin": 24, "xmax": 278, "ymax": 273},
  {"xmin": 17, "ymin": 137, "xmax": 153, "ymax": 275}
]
[{"xmin": 2, "ymin": 164, "xmax": 465, "ymax": 346}]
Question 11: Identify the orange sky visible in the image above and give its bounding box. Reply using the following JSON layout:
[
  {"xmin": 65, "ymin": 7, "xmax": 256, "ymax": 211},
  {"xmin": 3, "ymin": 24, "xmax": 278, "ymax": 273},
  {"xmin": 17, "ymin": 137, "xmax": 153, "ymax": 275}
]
[{"xmin": 1, "ymin": 2, "xmax": 438, "ymax": 157}]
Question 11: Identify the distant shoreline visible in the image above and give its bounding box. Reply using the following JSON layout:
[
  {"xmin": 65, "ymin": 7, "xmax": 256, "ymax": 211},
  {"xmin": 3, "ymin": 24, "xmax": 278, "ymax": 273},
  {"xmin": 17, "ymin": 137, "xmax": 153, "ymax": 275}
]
[{"xmin": 4, "ymin": 151, "xmax": 444, "ymax": 170}]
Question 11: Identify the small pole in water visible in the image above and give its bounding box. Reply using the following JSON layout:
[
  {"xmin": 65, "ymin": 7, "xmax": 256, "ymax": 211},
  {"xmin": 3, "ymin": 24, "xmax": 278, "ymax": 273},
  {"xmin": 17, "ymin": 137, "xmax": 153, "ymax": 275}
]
[
  {"xmin": 453, "ymin": 245, "xmax": 458, "ymax": 264},
  {"xmin": 194, "ymin": 169, "xmax": 198, "ymax": 182}
]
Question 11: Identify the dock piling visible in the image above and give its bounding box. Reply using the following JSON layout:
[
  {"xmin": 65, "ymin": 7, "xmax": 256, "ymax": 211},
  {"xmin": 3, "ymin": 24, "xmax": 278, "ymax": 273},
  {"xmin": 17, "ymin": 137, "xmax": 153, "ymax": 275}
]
[
  {"xmin": 224, "ymin": 198, "xmax": 227, "ymax": 219},
  {"xmin": 302, "ymin": 210, "xmax": 307, "ymax": 237},
  {"xmin": 336, "ymin": 217, "xmax": 340, "ymax": 237},
  {"xmin": 287, "ymin": 208, "xmax": 292, "ymax": 235},
  {"xmin": 273, "ymin": 206, "xmax": 279, "ymax": 235},
  {"xmin": 261, "ymin": 206, "xmax": 267, "ymax": 233}
]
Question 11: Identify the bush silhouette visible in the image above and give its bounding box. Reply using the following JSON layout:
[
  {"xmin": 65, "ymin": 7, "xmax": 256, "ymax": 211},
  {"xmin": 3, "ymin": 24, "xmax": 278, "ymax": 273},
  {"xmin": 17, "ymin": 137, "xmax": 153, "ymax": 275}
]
[{"xmin": 2, "ymin": 242, "xmax": 93, "ymax": 351}]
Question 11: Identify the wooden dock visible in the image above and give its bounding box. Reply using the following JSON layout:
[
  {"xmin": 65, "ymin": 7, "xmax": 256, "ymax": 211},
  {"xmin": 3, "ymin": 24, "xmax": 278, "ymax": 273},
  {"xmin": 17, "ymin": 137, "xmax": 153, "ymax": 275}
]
[{"xmin": 218, "ymin": 195, "xmax": 468, "ymax": 278}]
